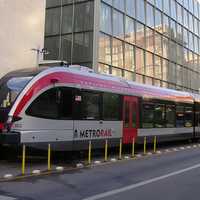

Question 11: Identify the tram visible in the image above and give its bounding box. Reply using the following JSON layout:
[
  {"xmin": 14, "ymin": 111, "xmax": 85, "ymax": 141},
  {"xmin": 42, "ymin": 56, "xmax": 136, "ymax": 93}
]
[{"xmin": 0, "ymin": 65, "xmax": 200, "ymax": 150}]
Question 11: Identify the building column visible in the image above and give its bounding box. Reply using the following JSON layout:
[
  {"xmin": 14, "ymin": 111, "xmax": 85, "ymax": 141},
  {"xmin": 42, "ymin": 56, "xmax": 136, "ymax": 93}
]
[{"xmin": 92, "ymin": 0, "xmax": 101, "ymax": 72}]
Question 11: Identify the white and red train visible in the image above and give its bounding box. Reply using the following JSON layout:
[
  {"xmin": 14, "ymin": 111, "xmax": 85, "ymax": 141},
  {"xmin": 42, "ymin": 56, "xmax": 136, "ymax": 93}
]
[{"xmin": 0, "ymin": 65, "xmax": 200, "ymax": 150}]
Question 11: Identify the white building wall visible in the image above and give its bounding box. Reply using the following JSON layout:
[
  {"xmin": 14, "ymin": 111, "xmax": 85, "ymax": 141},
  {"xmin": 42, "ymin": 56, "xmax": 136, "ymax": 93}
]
[{"xmin": 0, "ymin": 0, "xmax": 46, "ymax": 78}]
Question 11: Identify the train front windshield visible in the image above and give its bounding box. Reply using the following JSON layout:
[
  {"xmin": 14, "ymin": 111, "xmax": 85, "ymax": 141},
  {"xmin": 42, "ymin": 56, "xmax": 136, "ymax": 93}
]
[{"xmin": 0, "ymin": 76, "xmax": 32, "ymax": 124}]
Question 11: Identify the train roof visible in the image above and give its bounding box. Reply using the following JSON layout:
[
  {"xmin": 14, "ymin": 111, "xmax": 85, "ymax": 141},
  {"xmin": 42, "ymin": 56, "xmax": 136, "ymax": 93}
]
[{"xmin": 3, "ymin": 65, "xmax": 200, "ymax": 104}]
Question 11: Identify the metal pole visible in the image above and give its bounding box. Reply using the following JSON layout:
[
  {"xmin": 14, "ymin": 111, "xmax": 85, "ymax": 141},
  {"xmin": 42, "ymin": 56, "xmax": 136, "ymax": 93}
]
[
  {"xmin": 104, "ymin": 140, "xmax": 108, "ymax": 162},
  {"xmin": 132, "ymin": 137, "xmax": 135, "ymax": 157},
  {"xmin": 154, "ymin": 136, "xmax": 157, "ymax": 153},
  {"xmin": 119, "ymin": 138, "xmax": 122, "ymax": 160},
  {"xmin": 88, "ymin": 140, "xmax": 92, "ymax": 165},
  {"xmin": 48, "ymin": 144, "xmax": 51, "ymax": 171},
  {"xmin": 144, "ymin": 137, "xmax": 147, "ymax": 155},
  {"xmin": 22, "ymin": 144, "xmax": 26, "ymax": 175}
]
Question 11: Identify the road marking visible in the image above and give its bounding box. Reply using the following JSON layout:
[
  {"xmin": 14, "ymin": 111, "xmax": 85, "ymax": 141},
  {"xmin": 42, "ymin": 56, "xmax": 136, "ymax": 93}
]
[
  {"xmin": 83, "ymin": 163, "xmax": 200, "ymax": 200},
  {"xmin": 0, "ymin": 195, "xmax": 16, "ymax": 200}
]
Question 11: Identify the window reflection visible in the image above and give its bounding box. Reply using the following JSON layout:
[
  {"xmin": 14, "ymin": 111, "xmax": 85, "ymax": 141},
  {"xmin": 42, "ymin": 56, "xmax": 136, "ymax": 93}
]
[
  {"xmin": 168, "ymin": 62, "xmax": 176, "ymax": 84},
  {"xmin": 183, "ymin": 9, "xmax": 188, "ymax": 28},
  {"xmin": 163, "ymin": 0, "xmax": 170, "ymax": 15},
  {"xmin": 61, "ymin": 35, "xmax": 72, "ymax": 62},
  {"xmin": 166, "ymin": 105, "xmax": 175, "ymax": 128},
  {"xmin": 146, "ymin": 3, "xmax": 154, "ymax": 28},
  {"xmin": 154, "ymin": 55, "xmax": 162, "ymax": 79},
  {"xmin": 45, "ymin": 8, "xmax": 61, "ymax": 35},
  {"xmin": 176, "ymin": 64, "xmax": 183, "ymax": 85},
  {"xmin": 154, "ymin": 104, "xmax": 165, "ymax": 128},
  {"xmin": 112, "ymin": 38, "xmax": 124, "ymax": 67},
  {"xmin": 171, "ymin": 0, "xmax": 177, "ymax": 20},
  {"xmin": 162, "ymin": 59, "xmax": 169, "ymax": 81},
  {"xmin": 162, "ymin": 36, "xmax": 169, "ymax": 58},
  {"xmin": 100, "ymin": 3, "xmax": 112, "ymax": 34},
  {"xmin": 99, "ymin": 33, "xmax": 111, "ymax": 65},
  {"xmin": 62, "ymin": 6, "xmax": 73, "ymax": 34},
  {"xmin": 163, "ymin": 14, "xmax": 170, "ymax": 36},
  {"xmin": 136, "ymin": 22, "xmax": 145, "ymax": 48},
  {"xmin": 112, "ymin": 67, "xmax": 122, "ymax": 77},
  {"xmin": 124, "ymin": 71, "xmax": 134, "ymax": 81},
  {"xmin": 73, "ymin": 32, "xmax": 93, "ymax": 63},
  {"xmin": 177, "ymin": 4, "xmax": 183, "ymax": 24},
  {"xmin": 146, "ymin": 27, "xmax": 154, "ymax": 52},
  {"xmin": 125, "ymin": 16, "xmax": 135, "ymax": 44},
  {"xmin": 136, "ymin": 0, "xmax": 145, "ymax": 23},
  {"xmin": 113, "ymin": 10, "xmax": 124, "ymax": 39},
  {"xmin": 145, "ymin": 77, "xmax": 153, "ymax": 85},
  {"xmin": 98, "ymin": 63, "xmax": 110, "ymax": 74},
  {"xmin": 96, "ymin": 0, "xmax": 200, "ymax": 93},
  {"xmin": 170, "ymin": 19, "xmax": 177, "ymax": 39},
  {"xmin": 146, "ymin": 52, "xmax": 154, "ymax": 77},
  {"xmin": 135, "ymin": 48, "xmax": 145, "ymax": 74},
  {"xmin": 74, "ymin": 2, "xmax": 94, "ymax": 32},
  {"xmin": 124, "ymin": 43, "xmax": 135, "ymax": 71},
  {"xmin": 155, "ymin": 9, "xmax": 162, "ymax": 33},
  {"xmin": 155, "ymin": 0, "xmax": 162, "ymax": 10},
  {"xmin": 154, "ymin": 32, "xmax": 162, "ymax": 56},
  {"xmin": 126, "ymin": 0, "xmax": 135, "ymax": 17},
  {"xmin": 113, "ymin": 0, "xmax": 124, "ymax": 11}
]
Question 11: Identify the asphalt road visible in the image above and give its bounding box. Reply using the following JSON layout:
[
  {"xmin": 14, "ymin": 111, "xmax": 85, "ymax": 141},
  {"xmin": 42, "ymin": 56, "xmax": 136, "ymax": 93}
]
[{"xmin": 1, "ymin": 147, "xmax": 200, "ymax": 200}]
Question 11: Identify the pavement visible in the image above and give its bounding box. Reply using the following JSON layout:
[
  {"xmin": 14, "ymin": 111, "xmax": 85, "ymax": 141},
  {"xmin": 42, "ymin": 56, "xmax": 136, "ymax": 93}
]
[{"xmin": 0, "ymin": 145, "xmax": 200, "ymax": 199}]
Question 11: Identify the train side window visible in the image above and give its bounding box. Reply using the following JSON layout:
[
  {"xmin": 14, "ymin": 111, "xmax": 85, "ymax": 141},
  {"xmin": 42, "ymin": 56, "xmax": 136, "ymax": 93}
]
[
  {"xmin": 184, "ymin": 106, "xmax": 193, "ymax": 127},
  {"xmin": 26, "ymin": 88, "xmax": 59, "ymax": 119},
  {"xmin": 81, "ymin": 91, "xmax": 100, "ymax": 120},
  {"xmin": 154, "ymin": 104, "xmax": 165, "ymax": 128},
  {"xmin": 142, "ymin": 103, "xmax": 154, "ymax": 128},
  {"xmin": 166, "ymin": 105, "xmax": 175, "ymax": 128},
  {"xmin": 103, "ymin": 93, "xmax": 120, "ymax": 120},
  {"xmin": 176, "ymin": 105, "xmax": 184, "ymax": 127},
  {"xmin": 59, "ymin": 88, "xmax": 73, "ymax": 120}
]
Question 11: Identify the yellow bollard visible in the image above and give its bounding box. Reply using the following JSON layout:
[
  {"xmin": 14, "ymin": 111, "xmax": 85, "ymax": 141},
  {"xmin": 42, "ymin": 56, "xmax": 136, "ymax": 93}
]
[
  {"xmin": 22, "ymin": 144, "xmax": 26, "ymax": 175},
  {"xmin": 144, "ymin": 137, "xmax": 147, "ymax": 155},
  {"xmin": 132, "ymin": 138, "xmax": 135, "ymax": 157},
  {"xmin": 88, "ymin": 140, "xmax": 92, "ymax": 165},
  {"xmin": 104, "ymin": 140, "xmax": 108, "ymax": 162},
  {"xmin": 119, "ymin": 138, "xmax": 122, "ymax": 160},
  {"xmin": 153, "ymin": 136, "xmax": 157, "ymax": 153},
  {"xmin": 48, "ymin": 144, "xmax": 51, "ymax": 171}
]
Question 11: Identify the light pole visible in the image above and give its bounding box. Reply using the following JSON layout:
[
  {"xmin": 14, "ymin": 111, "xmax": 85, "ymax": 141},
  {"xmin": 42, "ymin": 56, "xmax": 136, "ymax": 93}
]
[{"xmin": 31, "ymin": 48, "xmax": 49, "ymax": 67}]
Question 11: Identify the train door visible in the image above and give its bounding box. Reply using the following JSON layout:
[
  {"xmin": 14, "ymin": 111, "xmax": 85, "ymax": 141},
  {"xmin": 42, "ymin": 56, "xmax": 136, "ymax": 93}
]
[{"xmin": 123, "ymin": 96, "xmax": 139, "ymax": 144}]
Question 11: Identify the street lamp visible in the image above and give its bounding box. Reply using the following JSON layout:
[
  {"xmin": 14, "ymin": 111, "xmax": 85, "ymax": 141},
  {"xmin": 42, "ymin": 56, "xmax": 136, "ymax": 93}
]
[{"xmin": 31, "ymin": 48, "xmax": 49, "ymax": 67}]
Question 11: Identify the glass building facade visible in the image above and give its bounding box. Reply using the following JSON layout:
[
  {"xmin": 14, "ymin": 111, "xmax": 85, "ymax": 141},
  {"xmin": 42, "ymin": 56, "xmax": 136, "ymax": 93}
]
[{"xmin": 45, "ymin": 0, "xmax": 200, "ymax": 93}]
